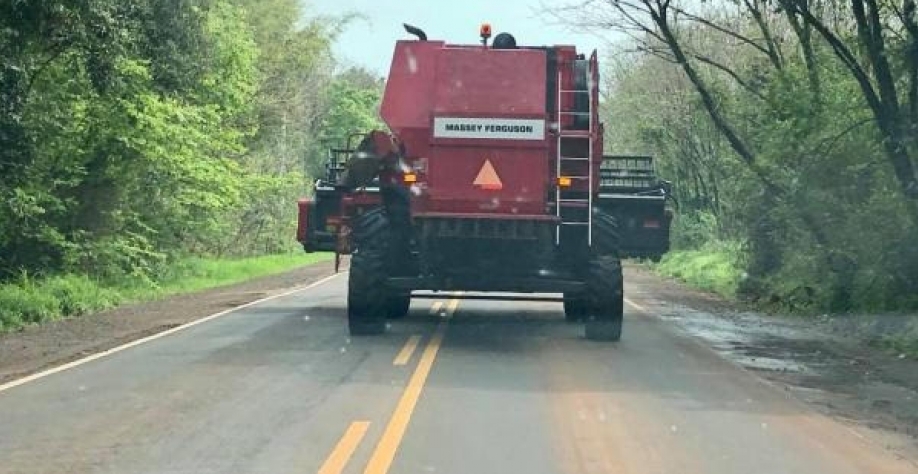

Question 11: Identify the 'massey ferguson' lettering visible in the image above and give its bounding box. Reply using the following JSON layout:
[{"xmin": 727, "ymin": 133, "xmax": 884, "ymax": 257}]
[
  {"xmin": 485, "ymin": 124, "xmax": 534, "ymax": 133},
  {"xmin": 443, "ymin": 123, "xmax": 535, "ymax": 134},
  {"xmin": 434, "ymin": 117, "xmax": 545, "ymax": 140},
  {"xmin": 445, "ymin": 124, "xmax": 484, "ymax": 132}
]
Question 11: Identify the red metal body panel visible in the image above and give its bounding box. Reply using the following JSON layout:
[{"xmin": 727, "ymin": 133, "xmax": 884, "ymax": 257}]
[
  {"xmin": 380, "ymin": 40, "xmax": 442, "ymax": 170},
  {"xmin": 296, "ymin": 199, "xmax": 311, "ymax": 242},
  {"xmin": 432, "ymin": 47, "xmax": 545, "ymax": 116},
  {"xmin": 381, "ymin": 41, "xmax": 552, "ymax": 217},
  {"xmin": 415, "ymin": 212, "xmax": 557, "ymax": 221},
  {"xmin": 425, "ymin": 147, "xmax": 547, "ymax": 214}
]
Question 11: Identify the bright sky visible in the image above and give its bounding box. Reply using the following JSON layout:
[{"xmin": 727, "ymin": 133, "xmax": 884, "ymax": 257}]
[{"xmin": 307, "ymin": 0, "xmax": 615, "ymax": 76}]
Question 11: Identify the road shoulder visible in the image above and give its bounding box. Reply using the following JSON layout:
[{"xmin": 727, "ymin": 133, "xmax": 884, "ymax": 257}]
[
  {"xmin": 626, "ymin": 263, "xmax": 918, "ymax": 456},
  {"xmin": 0, "ymin": 261, "xmax": 337, "ymax": 385}
]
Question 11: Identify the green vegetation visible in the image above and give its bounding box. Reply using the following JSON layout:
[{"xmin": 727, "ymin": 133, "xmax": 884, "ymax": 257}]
[
  {"xmin": 655, "ymin": 243, "xmax": 744, "ymax": 299},
  {"xmin": 0, "ymin": 253, "xmax": 332, "ymax": 332},
  {"xmin": 0, "ymin": 1, "xmax": 379, "ymax": 326},
  {"xmin": 875, "ymin": 332, "xmax": 918, "ymax": 359},
  {"xmin": 558, "ymin": 1, "xmax": 918, "ymax": 314}
]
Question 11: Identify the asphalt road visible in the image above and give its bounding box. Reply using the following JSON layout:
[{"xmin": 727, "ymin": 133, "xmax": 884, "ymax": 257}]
[{"xmin": 1, "ymin": 272, "xmax": 916, "ymax": 474}]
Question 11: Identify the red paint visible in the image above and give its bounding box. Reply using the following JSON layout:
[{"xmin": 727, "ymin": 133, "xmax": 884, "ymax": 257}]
[
  {"xmin": 296, "ymin": 199, "xmax": 311, "ymax": 242},
  {"xmin": 415, "ymin": 212, "xmax": 557, "ymax": 221},
  {"xmin": 381, "ymin": 41, "xmax": 443, "ymax": 138},
  {"xmin": 431, "ymin": 47, "xmax": 546, "ymax": 116},
  {"xmin": 473, "ymin": 160, "xmax": 503, "ymax": 191},
  {"xmin": 380, "ymin": 41, "xmax": 554, "ymax": 217}
]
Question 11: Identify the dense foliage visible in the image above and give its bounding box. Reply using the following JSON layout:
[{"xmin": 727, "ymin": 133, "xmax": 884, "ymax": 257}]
[
  {"xmin": 569, "ymin": 0, "xmax": 918, "ymax": 312},
  {"xmin": 0, "ymin": 0, "xmax": 382, "ymax": 282}
]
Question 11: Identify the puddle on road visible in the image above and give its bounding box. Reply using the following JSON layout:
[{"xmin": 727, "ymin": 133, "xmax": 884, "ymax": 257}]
[
  {"xmin": 732, "ymin": 354, "xmax": 807, "ymax": 372},
  {"xmin": 648, "ymin": 301, "xmax": 821, "ymax": 375}
]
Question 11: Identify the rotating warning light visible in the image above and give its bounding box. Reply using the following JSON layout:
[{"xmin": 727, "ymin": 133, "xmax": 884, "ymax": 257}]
[
  {"xmin": 480, "ymin": 23, "xmax": 492, "ymax": 39},
  {"xmin": 558, "ymin": 177, "xmax": 573, "ymax": 188}
]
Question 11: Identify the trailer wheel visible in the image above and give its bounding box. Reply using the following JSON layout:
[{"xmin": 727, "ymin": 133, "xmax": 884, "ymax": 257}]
[
  {"xmin": 563, "ymin": 293, "xmax": 588, "ymax": 322},
  {"xmin": 386, "ymin": 292, "xmax": 411, "ymax": 319},
  {"xmin": 584, "ymin": 256, "xmax": 624, "ymax": 341},
  {"xmin": 347, "ymin": 209, "xmax": 390, "ymax": 335}
]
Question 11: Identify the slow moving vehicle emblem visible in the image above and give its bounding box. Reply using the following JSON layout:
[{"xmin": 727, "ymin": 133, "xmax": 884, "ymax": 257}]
[{"xmin": 473, "ymin": 160, "xmax": 503, "ymax": 191}]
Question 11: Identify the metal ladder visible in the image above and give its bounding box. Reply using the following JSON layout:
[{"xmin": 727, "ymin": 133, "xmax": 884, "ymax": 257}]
[{"xmin": 555, "ymin": 61, "xmax": 594, "ymax": 246}]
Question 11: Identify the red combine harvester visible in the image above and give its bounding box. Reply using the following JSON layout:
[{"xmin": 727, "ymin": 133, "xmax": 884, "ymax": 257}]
[{"xmin": 297, "ymin": 24, "xmax": 673, "ymax": 341}]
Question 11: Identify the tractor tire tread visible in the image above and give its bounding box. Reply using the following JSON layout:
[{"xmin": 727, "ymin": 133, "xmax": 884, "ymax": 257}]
[
  {"xmin": 347, "ymin": 208, "xmax": 391, "ymax": 336},
  {"xmin": 584, "ymin": 255, "xmax": 624, "ymax": 342}
]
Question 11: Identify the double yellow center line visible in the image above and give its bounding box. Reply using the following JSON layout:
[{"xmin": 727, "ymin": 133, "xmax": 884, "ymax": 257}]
[
  {"xmin": 364, "ymin": 318, "xmax": 449, "ymax": 473},
  {"xmin": 318, "ymin": 421, "xmax": 371, "ymax": 474},
  {"xmin": 319, "ymin": 297, "xmax": 460, "ymax": 474}
]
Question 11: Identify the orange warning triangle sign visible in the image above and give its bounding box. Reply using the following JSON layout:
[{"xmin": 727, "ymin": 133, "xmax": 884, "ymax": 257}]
[{"xmin": 473, "ymin": 160, "xmax": 503, "ymax": 191}]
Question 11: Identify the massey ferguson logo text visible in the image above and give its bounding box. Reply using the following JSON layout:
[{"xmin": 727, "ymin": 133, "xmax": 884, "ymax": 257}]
[
  {"xmin": 444, "ymin": 123, "xmax": 535, "ymax": 134},
  {"xmin": 433, "ymin": 117, "xmax": 545, "ymax": 140}
]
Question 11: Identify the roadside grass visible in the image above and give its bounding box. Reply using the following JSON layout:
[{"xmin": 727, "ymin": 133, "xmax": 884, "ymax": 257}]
[
  {"xmin": 0, "ymin": 252, "xmax": 333, "ymax": 332},
  {"xmin": 652, "ymin": 242, "xmax": 744, "ymax": 299},
  {"xmin": 651, "ymin": 244, "xmax": 918, "ymax": 359},
  {"xmin": 873, "ymin": 325, "xmax": 918, "ymax": 359}
]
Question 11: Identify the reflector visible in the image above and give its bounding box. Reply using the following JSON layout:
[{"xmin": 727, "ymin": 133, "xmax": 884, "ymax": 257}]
[{"xmin": 473, "ymin": 160, "xmax": 503, "ymax": 191}]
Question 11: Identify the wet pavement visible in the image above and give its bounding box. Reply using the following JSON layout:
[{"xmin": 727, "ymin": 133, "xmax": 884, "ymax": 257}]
[{"xmin": 625, "ymin": 265, "xmax": 918, "ymax": 450}]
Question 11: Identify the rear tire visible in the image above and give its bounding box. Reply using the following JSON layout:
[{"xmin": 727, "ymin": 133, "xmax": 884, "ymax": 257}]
[
  {"xmin": 563, "ymin": 293, "xmax": 588, "ymax": 322},
  {"xmin": 585, "ymin": 208, "xmax": 624, "ymax": 341},
  {"xmin": 584, "ymin": 256, "xmax": 624, "ymax": 341},
  {"xmin": 347, "ymin": 209, "xmax": 390, "ymax": 336},
  {"xmin": 386, "ymin": 292, "xmax": 411, "ymax": 319}
]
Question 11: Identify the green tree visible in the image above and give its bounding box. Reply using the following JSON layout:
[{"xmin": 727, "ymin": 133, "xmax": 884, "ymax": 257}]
[
  {"xmin": 312, "ymin": 70, "xmax": 384, "ymax": 174},
  {"xmin": 560, "ymin": 0, "xmax": 918, "ymax": 311}
]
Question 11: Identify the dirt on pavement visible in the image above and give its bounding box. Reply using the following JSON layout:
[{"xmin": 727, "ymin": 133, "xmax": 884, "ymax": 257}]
[{"xmin": 0, "ymin": 261, "xmax": 338, "ymax": 386}]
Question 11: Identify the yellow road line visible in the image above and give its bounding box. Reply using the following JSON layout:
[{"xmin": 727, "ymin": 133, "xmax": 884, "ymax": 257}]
[
  {"xmin": 392, "ymin": 335, "xmax": 422, "ymax": 366},
  {"xmin": 624, "ymin": 297, "xmax": 647, "ymax": 313},
  {"xmin": 318, "ymin": 421, "xmax": 371, "ymax": 474},
  {"xmin": 364, "ymin": 298, "xmax": 458, "ymax": 474},
  {"xmin": 445, "ymin": 298, "xmax": 460, "ymax": 317},
  {"xmin": 429, "ymin": 301, "xmax": 443, "ymax": 316}
]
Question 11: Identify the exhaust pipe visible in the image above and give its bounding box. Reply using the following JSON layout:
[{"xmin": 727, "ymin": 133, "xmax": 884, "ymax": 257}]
[{"xmin": 403, "ymin": 23, "xmax": 427, "ymax": 41}]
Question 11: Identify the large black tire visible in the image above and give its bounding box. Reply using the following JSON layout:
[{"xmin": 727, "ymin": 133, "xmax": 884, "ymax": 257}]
[
  {"xmin": 347, "ymin": 209, "xmax": 390, "ymax": 335},
  {"xmin": 585, "ymin": 208, "xmax": 624, "ymax": 341},
  {"xmin": 386, "ymin": 292, "xmax": 411, "ymax": 319},
  {"xmin": 382, "ymin": 186, "xmax": 416, "ymax": 277},
  {"xmin": 584, "ymin": 256, "xmax": 624, "ymax": 341},
  {"xmin": 563, "ymin": 293, "xmax": 588, "ymax": 322}
]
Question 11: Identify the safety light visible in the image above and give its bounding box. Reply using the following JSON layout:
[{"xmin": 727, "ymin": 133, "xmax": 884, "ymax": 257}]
[
  {"xmin": 403, "ymin": 172, "xmax": 418, "ymax": 184},
  {"xmin": 480, "ymin": 23, "xmax": 492, "ymax": 39},
  {"xmin": 558, "ymin": 176, "xmax": 573, "ymax": 187}
]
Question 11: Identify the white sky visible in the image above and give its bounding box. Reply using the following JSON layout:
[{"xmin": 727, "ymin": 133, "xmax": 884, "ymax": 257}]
[{"xmin": 306, "ymin": 0, "xmax": 617, "ymax": 75}]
